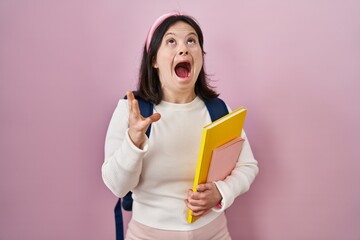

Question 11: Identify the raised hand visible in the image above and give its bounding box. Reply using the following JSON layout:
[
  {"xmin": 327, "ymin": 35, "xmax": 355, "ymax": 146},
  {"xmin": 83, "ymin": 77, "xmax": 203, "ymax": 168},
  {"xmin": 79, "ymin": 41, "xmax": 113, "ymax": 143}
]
[
  {"xmin": 127, "ymin": 91, "xmax": 161, "ymax": 148},
  {"xmin": 185, "ymin": 183, "xmax": 222, "ymax": 216}
]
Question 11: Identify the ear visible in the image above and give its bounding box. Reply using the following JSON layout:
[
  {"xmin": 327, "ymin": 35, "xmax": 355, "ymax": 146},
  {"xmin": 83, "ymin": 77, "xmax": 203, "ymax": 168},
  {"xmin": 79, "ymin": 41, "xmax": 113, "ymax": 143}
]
[{"xmin": 152, "ymin": 59, "xmax": 158, "ymax": 69}]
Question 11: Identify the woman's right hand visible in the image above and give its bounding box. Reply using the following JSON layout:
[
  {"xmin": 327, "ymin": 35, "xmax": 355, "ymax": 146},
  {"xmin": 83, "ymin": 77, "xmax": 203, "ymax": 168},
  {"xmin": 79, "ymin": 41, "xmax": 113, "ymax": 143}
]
[{"xmin": 127, "ymin": 91, "xmax": 161, "ymax": 149}]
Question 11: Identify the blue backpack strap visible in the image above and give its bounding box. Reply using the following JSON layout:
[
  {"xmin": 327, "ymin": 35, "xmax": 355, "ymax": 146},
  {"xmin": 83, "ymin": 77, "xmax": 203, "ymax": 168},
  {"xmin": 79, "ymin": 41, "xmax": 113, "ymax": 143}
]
[
  {"xmin": 205, "ymin": 97, "xmax": 229, "ymax": 122},
  {"xmin": 136, "ymin": 97, "xmax": 154, "ymax": 137},
  {"xmin": 114, "ymin": 199, "xmax": 124, "ymax": 240}
]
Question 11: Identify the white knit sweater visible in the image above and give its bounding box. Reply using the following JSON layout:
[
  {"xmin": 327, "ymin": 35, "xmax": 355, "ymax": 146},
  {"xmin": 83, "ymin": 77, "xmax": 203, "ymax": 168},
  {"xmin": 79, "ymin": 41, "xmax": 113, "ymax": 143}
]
[{"xmin": 102, "ymin": 96, "xmax": 259, "ymax": 230}]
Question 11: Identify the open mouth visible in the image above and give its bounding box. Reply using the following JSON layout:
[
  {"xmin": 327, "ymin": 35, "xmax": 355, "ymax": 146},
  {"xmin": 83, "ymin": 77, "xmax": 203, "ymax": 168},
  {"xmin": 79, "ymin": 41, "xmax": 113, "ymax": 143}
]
[{"xmin": 175, "ymin": 61, "xmax": 191, "ymax": 78}]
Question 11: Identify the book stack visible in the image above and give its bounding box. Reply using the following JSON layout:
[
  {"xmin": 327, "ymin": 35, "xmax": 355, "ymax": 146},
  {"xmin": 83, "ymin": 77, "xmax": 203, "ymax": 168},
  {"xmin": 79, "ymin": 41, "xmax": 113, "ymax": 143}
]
[{"xmin": 187, "ymin": 107, "xmax": 247, "ymax": 223}]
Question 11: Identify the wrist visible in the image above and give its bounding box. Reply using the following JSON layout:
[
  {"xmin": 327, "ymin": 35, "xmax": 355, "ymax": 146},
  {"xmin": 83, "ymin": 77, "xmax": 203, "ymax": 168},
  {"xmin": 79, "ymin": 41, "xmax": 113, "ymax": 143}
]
[
  {"xmin": 216, "ymin": 199, "xmax": 223, "ymax": 209},
  {"xmin": 128, "ymin": 129, "xmax": 146, "ymax": 149}
]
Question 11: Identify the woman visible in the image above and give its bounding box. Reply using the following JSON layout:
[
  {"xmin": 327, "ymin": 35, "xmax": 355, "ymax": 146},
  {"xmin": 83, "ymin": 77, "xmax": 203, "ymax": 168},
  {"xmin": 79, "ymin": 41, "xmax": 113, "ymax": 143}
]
[{"xmin": 102, "ymin": 12, "xmax": 259, "ymax": 239}]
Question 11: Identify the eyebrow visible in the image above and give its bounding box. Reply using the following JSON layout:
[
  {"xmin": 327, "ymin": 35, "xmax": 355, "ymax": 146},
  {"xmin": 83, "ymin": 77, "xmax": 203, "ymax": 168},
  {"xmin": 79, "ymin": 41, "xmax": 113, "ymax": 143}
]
[{"xmin": 164, "ymin": 32, "xmax": 198, "ymax": 38}]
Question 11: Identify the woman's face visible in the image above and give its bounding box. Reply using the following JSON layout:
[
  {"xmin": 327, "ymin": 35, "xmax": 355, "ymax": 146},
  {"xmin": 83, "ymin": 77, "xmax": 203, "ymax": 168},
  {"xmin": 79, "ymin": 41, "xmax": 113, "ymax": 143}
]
[{"xmin": 153, "ymin": 21, "xmax": 203, "ymax": 103}]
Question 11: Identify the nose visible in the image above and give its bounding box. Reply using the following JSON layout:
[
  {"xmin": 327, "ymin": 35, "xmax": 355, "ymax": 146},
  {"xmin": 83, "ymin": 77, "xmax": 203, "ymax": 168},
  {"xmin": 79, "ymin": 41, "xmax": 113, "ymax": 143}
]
[
  {"xmin": 179, "ymin": 50, "xmax": 188, "ymax": 56},
  {"xmin": 178, "ymin": 42, "xmax": 189, "ymax": 56}
]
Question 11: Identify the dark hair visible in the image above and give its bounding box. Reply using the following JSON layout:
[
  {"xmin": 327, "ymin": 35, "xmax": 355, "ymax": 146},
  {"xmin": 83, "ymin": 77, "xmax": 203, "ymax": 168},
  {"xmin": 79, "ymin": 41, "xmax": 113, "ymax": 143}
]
[{"xmin": 137, "ymin": 15, "xmax": 219, "ymax": 104}]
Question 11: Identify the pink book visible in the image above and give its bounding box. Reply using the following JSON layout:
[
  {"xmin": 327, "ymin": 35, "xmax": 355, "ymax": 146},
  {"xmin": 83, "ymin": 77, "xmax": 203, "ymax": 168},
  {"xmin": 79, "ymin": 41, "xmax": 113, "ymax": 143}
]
[{"xmin": 206, "ymin": 137, "xmax": 245, "ymax": 182}]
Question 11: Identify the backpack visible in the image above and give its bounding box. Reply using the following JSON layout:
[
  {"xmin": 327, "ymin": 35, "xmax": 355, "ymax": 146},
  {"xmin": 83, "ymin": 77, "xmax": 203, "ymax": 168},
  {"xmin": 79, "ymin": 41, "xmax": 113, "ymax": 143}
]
[{"xmin": 114, "ymin": 94, "xmax": 229, "ymax": 240}]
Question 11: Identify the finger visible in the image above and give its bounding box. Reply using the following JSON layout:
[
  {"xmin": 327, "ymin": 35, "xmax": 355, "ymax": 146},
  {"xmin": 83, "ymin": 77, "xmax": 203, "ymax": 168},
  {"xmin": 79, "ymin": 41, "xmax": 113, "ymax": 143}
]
[
  {"xmin": 188, "ymin": 189, "xmax": 200, "ymax": 201},
  {"xmin": 127, "ymin": 91, "xmax": 135, "ymax": 101},
  {"xmin": 132, "ymin": 99, "xmax": 141, "ymax": 119},
  {"xmin": 149, "ymin": 113, "xmax": 161, "ymax": 123},
  {"xmin": 189, "ymin": 200, "xmax": 206, "ymax": 208},
  {"xmin": 143, "ymin": 113, "xmax": 161, "ymax": 127},
  {"xmin": 187, "ymin": 189, "xmax": 194, "ymax": 197},
  {"xmin": 187, "ymin": 193, "xmax": 206, "ymax": 207},
  {"xmin": 185, "ymin": 199, "xmax": 205, "ymax": 211},
  {"xmin": 127, "ymin": 91, "xmax": 135, "ymax": 113},
  {"xmin": 196, "ymin": 183, "xmax": 212, "ymax": 192},
  {"xmin": 187, "ymin": 201, "xmax": 208, "ymax": 215},
  {"xmin": 191, "ymin": 210, "xmax": 207, "ymax": 217}
]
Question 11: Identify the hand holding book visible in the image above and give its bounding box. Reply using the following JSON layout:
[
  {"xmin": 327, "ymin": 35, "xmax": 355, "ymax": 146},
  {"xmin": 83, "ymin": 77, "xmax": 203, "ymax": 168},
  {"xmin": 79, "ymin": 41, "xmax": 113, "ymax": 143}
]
[
  {"xmin": 187, "ymin": 107, "xmax": 247, "ymax": 223},
  {"xmin": 185, "ymin": 182, "xmax": 223, "ymax": 217}
]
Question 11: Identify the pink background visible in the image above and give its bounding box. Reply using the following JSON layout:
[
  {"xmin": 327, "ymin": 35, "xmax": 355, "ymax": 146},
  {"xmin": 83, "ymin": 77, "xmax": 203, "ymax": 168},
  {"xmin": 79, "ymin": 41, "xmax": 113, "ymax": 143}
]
[{"xmin": 1, "ymin": 1, "xmax": 359, "ymax": 239}]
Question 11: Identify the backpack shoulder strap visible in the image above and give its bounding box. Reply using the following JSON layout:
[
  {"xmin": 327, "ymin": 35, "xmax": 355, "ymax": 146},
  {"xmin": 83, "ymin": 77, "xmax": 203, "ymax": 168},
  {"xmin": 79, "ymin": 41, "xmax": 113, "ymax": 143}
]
[
  {"xmin": 136, "ymin": 98, "xmax": 153, "ymax": 137},
  {"xmin": 204, "ymin": 97, "xmax": 229, "ymax": 122},
  {"xmin": 114, "ymin": 199, "xmax": 124, "ymax": 240}
]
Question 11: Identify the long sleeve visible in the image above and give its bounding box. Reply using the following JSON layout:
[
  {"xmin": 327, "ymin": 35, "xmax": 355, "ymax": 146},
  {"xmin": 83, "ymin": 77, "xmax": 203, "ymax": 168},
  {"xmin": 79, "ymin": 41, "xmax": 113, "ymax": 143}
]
[{"xmin": 101, "ymin": 99, "xmax": 148, "ymax": 197}]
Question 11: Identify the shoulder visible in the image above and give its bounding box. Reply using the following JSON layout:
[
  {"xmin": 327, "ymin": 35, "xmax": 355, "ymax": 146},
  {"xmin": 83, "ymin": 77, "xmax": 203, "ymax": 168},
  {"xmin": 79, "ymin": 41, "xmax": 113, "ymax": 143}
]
[
  {"xmin": 113, "ymin": 98, "xmax": 129, "ymax": 115},
  {"xmin": 117, "ymin": 98, "xmax": 128, "ymax": 107},
  {"xmin": 204, "ymin": 97, "xmax": 230, "ymax": 121}
]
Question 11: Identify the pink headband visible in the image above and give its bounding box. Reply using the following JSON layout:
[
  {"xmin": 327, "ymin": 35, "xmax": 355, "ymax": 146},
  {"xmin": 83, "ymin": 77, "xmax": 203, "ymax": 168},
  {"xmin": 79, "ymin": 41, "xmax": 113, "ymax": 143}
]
[{"xmin": 146, "ymin": 12, "xmax": 181, "ymax": 53}]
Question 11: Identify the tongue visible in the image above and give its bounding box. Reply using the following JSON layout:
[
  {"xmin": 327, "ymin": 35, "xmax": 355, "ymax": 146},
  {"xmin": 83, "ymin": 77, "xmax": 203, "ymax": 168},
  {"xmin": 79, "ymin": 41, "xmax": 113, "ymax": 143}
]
[{"xmin": 175, "ymin": 66, "xmax": 188, "ymax": 78}]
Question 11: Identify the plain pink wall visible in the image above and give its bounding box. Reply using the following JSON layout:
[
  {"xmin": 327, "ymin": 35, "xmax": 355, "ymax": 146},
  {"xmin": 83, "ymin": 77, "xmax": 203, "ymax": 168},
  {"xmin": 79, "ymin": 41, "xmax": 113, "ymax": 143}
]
[{"xmin": 1, "ymin": 1, "xmax": 359, "ymax": 239}]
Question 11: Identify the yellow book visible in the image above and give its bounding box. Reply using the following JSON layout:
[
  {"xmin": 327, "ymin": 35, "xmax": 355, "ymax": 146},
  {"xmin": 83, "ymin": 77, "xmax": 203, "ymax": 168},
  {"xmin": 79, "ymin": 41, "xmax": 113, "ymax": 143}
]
[{"xmin": 187, "ymin": 106, "xmax": 247, "ymax": 223}]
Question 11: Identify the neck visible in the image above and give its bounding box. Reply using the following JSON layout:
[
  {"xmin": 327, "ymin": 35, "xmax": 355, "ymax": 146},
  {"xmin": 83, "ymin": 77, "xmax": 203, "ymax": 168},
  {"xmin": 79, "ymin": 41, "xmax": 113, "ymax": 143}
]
[{"xmin": 162, "ymin": 90, "xmax": 196, "ymax": 104}]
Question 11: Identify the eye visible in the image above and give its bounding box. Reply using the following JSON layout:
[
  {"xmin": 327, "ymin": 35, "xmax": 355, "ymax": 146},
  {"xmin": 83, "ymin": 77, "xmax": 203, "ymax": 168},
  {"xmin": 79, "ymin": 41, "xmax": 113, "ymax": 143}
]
[
  {"xmin": 187, "ymin": 37, "xmax": 197, "ymax": 45},
  {"xmin": 166, "ymin": 38, "xmax": 176, "ymax": 46}
]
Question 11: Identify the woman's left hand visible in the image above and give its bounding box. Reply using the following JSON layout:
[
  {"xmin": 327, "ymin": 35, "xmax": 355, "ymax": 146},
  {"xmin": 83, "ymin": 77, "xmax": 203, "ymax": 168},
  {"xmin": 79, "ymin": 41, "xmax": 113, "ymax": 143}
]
[{"xmin": 185, "ymin": 183, "xmax": 222, "ymax": 216}]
